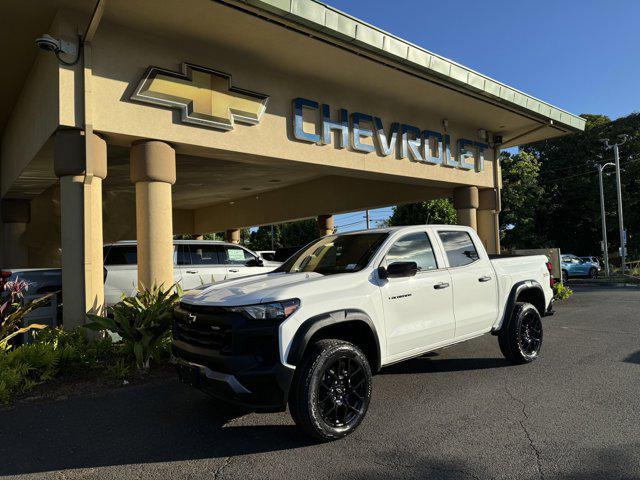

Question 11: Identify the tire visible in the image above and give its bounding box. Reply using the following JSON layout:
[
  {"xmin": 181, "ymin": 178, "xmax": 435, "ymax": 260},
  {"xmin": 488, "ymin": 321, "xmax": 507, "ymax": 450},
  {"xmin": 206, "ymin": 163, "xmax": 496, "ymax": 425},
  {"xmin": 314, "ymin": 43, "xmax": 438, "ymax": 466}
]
[
  {"xmin": 498, "ymin": 302, "xmax": 543, "ymax": 365},
  {"xmin": 589, "ymin": 267, "xmax": 598, "ymax": 279},
  {"xmin": 562, "ymin": 269, "xmax": 569, "ymax": 280},
  {"xmin": 289, "ymin": 339, "xmax": 372, "ymax": 441}
]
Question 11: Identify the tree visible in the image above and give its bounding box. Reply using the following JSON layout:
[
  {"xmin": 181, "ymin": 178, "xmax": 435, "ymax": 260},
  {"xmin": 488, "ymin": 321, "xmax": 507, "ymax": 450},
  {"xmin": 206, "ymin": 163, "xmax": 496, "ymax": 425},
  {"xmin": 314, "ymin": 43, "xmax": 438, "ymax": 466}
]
[
  {"xmin": 513, "ymin": 112, "xmax": 640, "ymax": 259},
  {"xmin": 386, "ymin": 199, "xmax": 457, "ymax": 227},
  {"xmin": 280, "ymin": 219, "xmax": 319, "ymax": 247},
  {"xmin": 248, "ymin": 225, "xmax": 282, "ymax": 251},
  {"xmin": 499, "ymin": 150, "xmax": 544, "ymax": 249}
]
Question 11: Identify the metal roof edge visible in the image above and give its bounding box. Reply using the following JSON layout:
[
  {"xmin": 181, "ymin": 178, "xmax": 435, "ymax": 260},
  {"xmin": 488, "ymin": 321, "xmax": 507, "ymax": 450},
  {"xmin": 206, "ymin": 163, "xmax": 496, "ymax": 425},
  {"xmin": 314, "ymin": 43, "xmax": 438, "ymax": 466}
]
[{"xmin": 241, "ymin": 0, "xmax": 586, "ymax": 132}]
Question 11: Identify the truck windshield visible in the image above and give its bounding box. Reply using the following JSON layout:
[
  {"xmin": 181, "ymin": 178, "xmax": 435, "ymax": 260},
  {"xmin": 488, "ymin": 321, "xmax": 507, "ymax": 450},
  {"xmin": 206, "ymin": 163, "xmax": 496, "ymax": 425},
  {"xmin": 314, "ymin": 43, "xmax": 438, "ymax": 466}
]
[{"xmin": 276, "ymin": 232, "xmax": 388, "ymax": 275}]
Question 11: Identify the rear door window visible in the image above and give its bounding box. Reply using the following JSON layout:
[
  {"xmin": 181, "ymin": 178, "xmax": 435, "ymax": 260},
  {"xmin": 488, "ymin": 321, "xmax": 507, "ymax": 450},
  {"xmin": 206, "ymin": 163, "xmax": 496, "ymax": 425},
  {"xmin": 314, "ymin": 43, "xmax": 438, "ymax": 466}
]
[
  {"xmin": 104, "ymin": 246, "xmax": 137, "ymax": 265},
  {"xmin": 438, "ymin": 231, "xmax": 479, "ymax": 268},
  {"xmin": 188, "ymin": 244, "xmax": 223, "ymax": 265}
]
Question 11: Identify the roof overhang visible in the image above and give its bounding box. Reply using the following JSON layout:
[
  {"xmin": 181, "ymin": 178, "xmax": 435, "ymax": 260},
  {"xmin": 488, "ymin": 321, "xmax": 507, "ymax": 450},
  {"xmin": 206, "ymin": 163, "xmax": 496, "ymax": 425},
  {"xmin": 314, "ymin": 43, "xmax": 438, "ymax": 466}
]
[{"xmin": 237, "ymin": 0, "xmax": 585, "ymax": 137}]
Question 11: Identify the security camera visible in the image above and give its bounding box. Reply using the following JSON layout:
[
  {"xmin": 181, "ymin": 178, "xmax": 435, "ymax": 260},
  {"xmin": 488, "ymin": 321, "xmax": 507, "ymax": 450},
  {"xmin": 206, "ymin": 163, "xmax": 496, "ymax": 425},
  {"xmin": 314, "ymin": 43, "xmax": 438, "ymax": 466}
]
[{"xmin": 35, "ymin": 34, "xmax": 77, "ymax": 57}]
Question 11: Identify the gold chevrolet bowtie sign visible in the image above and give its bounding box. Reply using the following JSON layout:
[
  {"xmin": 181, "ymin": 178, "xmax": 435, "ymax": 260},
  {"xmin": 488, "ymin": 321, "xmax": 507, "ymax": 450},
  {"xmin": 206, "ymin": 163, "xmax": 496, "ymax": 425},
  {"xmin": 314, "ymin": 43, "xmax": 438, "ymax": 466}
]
[{"xmin": 131, "ymin": 63, "xmax": 269, "ymax": 131}]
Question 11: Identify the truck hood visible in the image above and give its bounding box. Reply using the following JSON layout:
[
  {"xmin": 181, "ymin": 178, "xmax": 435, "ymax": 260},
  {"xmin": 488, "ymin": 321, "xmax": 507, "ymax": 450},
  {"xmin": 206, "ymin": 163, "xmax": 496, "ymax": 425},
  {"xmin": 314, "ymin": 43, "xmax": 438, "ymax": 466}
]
[{"xmin": 181, "ymin": 271, "xmax": 325, "ymax": 306}]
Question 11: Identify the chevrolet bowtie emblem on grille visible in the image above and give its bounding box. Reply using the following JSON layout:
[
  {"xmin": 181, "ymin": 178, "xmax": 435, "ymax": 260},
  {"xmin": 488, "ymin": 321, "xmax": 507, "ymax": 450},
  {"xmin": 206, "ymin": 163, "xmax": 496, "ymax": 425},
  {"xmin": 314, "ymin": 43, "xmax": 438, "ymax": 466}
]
[{"xmin": 131, "ymin": 63, "xmax": 269, "ymax": 131}]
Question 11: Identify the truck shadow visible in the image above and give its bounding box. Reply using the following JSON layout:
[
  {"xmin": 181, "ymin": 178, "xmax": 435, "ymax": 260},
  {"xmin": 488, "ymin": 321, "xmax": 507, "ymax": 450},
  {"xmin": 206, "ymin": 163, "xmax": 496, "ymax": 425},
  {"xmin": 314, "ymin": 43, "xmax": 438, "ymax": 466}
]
[
  {"xmin": 380, "ymin": 355, "xmax": 511, "ymax": 375},
  {"xmin": 0, "ymin": 381, "xmax": 312, "ymax": 476}
]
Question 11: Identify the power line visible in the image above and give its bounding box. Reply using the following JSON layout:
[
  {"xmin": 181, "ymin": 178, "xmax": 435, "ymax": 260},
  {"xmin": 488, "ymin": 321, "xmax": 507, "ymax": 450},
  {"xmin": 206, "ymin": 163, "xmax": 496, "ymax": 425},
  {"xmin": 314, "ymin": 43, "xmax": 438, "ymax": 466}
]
[{"xmin": 540, "ymin": 157, "xmax": 639, "ymax": 185}]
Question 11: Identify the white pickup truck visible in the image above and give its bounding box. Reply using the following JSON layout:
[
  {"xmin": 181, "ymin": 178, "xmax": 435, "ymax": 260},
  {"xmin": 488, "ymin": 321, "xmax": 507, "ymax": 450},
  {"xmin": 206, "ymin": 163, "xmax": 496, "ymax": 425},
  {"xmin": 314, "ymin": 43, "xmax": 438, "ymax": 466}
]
[{"xmin": 173, "ymin": 225, "xmax": 554, "ymax": 441}]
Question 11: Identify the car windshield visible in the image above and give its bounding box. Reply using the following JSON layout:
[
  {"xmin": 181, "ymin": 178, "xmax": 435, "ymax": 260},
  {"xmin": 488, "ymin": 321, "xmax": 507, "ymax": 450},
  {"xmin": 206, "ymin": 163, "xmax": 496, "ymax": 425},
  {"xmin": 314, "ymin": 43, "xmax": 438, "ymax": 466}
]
[{"xmin": 275, "ymin": 232, "xmax": 389, "ymax": 275}]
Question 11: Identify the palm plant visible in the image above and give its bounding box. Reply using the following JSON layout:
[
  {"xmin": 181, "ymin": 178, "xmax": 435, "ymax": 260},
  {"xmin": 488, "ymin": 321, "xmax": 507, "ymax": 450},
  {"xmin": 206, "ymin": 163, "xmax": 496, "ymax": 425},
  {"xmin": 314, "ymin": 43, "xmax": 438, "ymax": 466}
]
[{"xmin": 85, "ymin": 285, "xmax": 180, "ymax": 372}]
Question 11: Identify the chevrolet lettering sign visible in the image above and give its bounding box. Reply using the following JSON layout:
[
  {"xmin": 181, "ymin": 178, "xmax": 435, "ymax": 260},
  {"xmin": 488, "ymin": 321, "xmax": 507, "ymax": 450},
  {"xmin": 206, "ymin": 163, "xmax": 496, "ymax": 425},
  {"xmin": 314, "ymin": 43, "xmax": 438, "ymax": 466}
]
[{"xmin": 292, "ymin": 97, "xmax": 488, "ymax": 172}]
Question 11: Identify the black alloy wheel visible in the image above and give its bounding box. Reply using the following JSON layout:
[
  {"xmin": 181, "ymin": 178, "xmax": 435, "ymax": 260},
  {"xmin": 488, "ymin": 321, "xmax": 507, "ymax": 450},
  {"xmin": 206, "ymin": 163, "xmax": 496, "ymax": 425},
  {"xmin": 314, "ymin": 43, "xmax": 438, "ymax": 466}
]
[
  {"xmin": 317, "ymin": 355, "xmax": 367, "ymax": 429},
  {"xmin": 517, "ymin": 308, "xmax": 543, "ymax": 358},
  {"xmin": 499, "ymin": 302, "xmax": 543, "ymax": 364},
  {"xmin": 289, "ymin": 339, "xmax": 372, "ymax": 441}
]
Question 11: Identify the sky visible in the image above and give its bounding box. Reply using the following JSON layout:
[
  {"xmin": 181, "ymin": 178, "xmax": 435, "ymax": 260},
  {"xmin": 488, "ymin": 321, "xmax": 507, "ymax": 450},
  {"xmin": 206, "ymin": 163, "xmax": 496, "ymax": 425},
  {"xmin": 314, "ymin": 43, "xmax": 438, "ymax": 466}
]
[{"xmin": 329, "ymin": 0, "xmax": 640, "ymax": 232}]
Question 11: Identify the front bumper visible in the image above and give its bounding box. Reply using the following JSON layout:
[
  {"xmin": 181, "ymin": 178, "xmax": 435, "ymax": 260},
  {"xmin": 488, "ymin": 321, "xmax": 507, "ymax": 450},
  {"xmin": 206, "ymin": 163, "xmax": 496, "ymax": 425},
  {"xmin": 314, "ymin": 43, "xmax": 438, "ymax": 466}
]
[
  {"xmin": 543, "ymin": 299, "xmax": 555, "ymax": 317},
  {"xmin": 172, "ymin": 303, "xmax": 294, "ymax": 412}
]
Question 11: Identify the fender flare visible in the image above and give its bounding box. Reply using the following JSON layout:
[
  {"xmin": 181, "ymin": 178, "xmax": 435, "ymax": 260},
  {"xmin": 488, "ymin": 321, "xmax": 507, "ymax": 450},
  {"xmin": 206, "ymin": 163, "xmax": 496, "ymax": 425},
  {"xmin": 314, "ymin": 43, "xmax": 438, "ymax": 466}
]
[
  {"xmin": 286, "ymin": 309, "xmax": 382, "ymax": 372},
  {"xmin": 492, "ymin": 280, "xmax": 545, "ymax": 335}
]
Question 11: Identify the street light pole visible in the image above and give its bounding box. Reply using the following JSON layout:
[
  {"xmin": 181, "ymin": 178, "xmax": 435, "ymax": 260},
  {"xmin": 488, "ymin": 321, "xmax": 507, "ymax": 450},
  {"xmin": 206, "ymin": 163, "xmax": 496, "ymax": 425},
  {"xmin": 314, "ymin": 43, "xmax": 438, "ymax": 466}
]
[
  {"xmin": 602, "ymin": 135, "xmax": 629, "ymax": 276},
  {"xmin": 597, "ymin": 162, "xmax": 615, "ymax": 277},
  {"xmin": 365, "ymin": 210, "xmax": 370, "ymax": 229}
]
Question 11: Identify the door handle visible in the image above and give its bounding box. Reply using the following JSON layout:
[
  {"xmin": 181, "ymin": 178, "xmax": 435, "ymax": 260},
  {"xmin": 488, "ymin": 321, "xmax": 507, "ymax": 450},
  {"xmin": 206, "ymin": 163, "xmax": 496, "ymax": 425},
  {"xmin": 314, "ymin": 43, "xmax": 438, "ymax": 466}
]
[
  {"xmin": 186, "ymin": 270, "xmax": 197, "ymax": 274},
  {"xmin": 479, "ymin": 276, "xmax": 492, "ymax": 282},
  {"xmin": 228, "ymin": 268, "xmax": 239, "ymax": 273},
  {"xmin": 434, "ymin": 282, "xmax": 450, "ymax": 289}
]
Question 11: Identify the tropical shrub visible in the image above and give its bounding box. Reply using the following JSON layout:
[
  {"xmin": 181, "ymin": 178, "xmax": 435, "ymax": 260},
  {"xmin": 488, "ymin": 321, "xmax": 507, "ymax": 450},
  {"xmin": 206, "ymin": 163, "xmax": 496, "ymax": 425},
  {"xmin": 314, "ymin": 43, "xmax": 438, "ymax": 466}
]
[
  {"xmin": 0, "ymin": 277, "xmax": 53, "ymax": 351},
  {"xmin": 0, "ymin": 327, "xmax": 119, "ymax": 404},
  {"xmin": 553, "ymin": 282, "xmax": 573, "ymax": 301},
  {"xmin": 85, "ymin": 285, "xmax": 180, "ymax": 372}
]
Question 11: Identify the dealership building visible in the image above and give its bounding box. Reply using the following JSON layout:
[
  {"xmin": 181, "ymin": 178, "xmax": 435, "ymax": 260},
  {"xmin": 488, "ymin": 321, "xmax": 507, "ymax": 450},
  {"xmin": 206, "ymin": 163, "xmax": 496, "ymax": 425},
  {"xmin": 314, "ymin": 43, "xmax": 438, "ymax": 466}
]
[{"xmin": 0, "ymin": 0, "xmax": 584, "ymax": 327}]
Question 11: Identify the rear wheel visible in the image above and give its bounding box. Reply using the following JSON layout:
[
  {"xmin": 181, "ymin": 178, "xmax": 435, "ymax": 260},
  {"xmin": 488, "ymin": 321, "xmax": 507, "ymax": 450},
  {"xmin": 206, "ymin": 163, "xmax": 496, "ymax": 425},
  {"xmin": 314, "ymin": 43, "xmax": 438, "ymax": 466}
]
[
  {"xmin": 498, "ymin": 302, "xmax": 543, "ymax": 364},
  {"xmin": 289, "ymin": 339, "xmax": 372, "ymax": 441}
]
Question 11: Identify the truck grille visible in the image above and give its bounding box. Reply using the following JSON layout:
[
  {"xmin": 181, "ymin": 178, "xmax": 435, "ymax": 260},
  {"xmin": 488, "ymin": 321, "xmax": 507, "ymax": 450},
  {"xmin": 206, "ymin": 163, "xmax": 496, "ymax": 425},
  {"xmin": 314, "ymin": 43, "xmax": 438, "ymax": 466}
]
[{"xmin": 173, "ymin": 304, "xmax": 233, "ymax": 353}]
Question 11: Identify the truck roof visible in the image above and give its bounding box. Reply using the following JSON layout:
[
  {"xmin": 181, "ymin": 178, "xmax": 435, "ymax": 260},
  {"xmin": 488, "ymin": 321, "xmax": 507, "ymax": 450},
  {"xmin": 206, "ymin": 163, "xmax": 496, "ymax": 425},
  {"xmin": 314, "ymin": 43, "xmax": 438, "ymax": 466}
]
[{"xmin": 334, "ymin": 225, "xmax": 472, "ymax": 235}]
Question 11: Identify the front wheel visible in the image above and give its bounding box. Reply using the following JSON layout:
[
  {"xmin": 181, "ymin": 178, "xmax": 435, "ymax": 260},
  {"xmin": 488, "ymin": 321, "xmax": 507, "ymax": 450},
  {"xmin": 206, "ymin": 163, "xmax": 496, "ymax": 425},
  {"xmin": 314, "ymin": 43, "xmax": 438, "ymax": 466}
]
[
  {"xmin": 498, "ymin": 302, "xmax": 543, "ymax": 364},
  {"xmin": 562, "ymin": 269, "xmax": 569, "ymax": 280},
  {"xmin": 589, "ymin": 267, "xmax": 598, "ymax": 279},
  {"xmin": 289, "ymin": 339, "xmax": 372, "ymax": 441}
]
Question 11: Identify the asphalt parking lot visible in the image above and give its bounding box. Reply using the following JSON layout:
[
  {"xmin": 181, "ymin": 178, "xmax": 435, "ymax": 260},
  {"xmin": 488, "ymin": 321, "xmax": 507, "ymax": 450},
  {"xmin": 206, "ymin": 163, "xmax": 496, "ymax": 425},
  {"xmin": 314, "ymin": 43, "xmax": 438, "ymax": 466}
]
[{"xmin": 2, "ymin": 284, "xmax": 639, "ymax": 480}]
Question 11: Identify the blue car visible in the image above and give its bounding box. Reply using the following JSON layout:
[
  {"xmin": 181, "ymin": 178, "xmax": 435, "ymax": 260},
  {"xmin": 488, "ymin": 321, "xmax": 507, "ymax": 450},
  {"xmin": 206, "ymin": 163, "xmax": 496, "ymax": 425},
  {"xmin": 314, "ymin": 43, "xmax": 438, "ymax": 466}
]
[{"xmin": 561, "ymin": 254, "xmax": 599, "ymax": 279}]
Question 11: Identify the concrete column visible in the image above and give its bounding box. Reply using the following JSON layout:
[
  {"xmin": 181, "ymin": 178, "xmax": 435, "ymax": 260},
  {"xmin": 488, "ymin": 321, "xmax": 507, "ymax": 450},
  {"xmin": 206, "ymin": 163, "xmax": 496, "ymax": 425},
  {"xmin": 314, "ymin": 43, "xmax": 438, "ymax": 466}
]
[
  {"xmin": 478, "ymin": 189, "xmax": 499, "ymax": 254},
  {"xmin": 453, "ymin": 186, "xmax": 479, "ymax": 231},
  {"xmin": 130, "ymin": 140, "xmax": 176, "ymax": 291},
  {"xmin": 54, "ymin": 130, "xmax": 107, "ymax": 328},
  {"xmin": 317, "ymin": 214, "xmax": 334, "ymax": 236},
  {"xmin": 1, "ymin": 199, "xmax": 31, "ymax": 267},
  {"xmin": 225, "ymin": 229, "xmax": 240, "ymax": 244}
]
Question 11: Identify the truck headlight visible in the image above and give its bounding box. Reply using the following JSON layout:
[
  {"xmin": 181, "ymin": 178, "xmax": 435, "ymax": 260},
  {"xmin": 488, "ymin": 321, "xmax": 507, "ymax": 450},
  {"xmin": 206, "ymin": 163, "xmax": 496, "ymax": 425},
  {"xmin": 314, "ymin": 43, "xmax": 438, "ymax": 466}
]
[{"xmin": 230, "ymin": 299, "xmax": 300, "ymax": 320}]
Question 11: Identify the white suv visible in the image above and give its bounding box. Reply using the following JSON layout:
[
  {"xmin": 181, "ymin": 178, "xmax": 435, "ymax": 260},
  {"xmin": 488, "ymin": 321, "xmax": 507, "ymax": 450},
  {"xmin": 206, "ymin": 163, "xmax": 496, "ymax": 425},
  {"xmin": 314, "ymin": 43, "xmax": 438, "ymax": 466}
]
[{"xmin": 103, "ymin": 240, "xmax": 280, "ymax": 306}]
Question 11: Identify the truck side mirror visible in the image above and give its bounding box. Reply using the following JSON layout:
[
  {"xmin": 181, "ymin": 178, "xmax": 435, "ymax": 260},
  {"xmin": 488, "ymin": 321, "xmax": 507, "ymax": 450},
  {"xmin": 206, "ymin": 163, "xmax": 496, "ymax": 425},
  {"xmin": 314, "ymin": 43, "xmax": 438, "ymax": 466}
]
[{"xmin": 380, "ymin": 261, "xmax": 418, "ymax": 279}]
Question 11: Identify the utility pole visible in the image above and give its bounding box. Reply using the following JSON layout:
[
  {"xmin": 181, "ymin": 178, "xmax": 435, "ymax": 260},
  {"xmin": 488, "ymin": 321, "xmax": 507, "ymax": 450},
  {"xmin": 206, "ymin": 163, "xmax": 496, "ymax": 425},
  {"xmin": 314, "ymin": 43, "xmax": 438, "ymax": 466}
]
[
  {"xmin": 596, "ymin": 162, "xmax": 615, "ymax": 277},
  {"xmin": 601, "ymin": 135, "xmax": 628, "ymax": 276},
  {"xmin": 365, "ymin": 210, "xmax": 370, "ymax": 229}
]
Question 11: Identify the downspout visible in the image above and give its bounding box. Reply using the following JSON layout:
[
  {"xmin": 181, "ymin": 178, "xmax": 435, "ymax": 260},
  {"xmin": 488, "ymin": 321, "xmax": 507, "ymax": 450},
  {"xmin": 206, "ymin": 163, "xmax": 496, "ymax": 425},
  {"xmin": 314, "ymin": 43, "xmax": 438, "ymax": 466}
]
[
  {"xmin": 81, "ymin": 0, "xmax": 106, "ymax": 313},
  {"xmin": 492, "ymin": 140, "xmax": 502, "ymax": 254},
  {"xmin": 82, "ymin": 0, "xmax": 106, "ymax": 152}
]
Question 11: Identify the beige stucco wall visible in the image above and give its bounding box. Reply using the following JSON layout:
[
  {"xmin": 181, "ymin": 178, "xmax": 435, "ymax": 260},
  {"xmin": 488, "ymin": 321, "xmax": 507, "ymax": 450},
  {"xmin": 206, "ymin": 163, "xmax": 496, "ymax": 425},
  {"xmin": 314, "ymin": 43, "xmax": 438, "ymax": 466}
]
[
  {"xmin": 0, "ymin": 53, "xmax": 59, "ymax": 198},
  {"xmin": 87, "ymin": 19, "xmax": 496, "ymax": 190},
  {"xmin": 26, "ymin": 184, "xmax": 61, "ymax": 267},
  {"xmin": 194, "ymin": 176, "xmax": 451, "ymax": 233}
]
